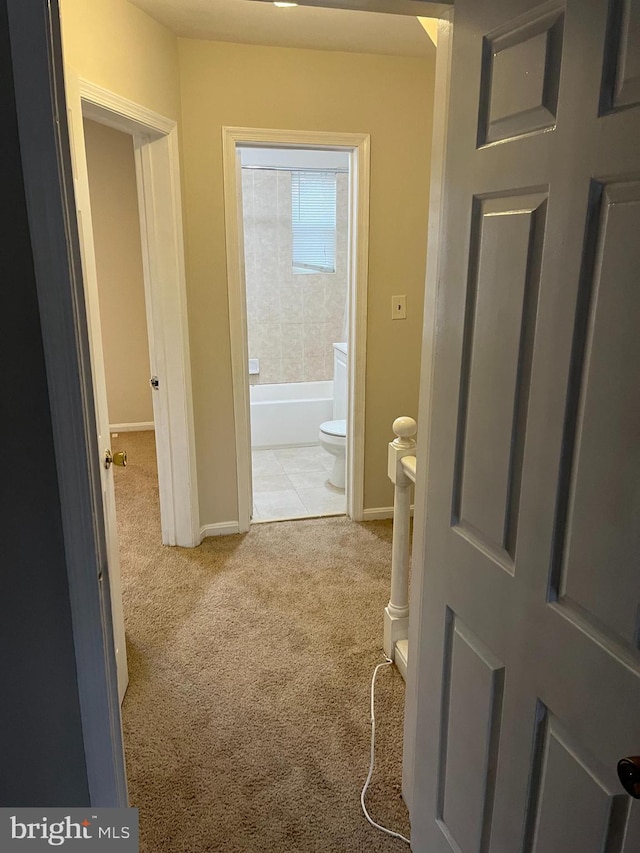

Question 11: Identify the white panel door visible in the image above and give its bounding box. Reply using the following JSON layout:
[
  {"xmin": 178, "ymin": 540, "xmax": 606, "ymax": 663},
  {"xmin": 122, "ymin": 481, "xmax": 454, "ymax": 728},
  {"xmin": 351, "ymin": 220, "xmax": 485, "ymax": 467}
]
[
  {"xmin": 409, "ymin": 1, "xmax": 640, "ymax": 850},
  {"xmin": 64, "ymin": 70, "xmax": 129, "ymax": 704}
]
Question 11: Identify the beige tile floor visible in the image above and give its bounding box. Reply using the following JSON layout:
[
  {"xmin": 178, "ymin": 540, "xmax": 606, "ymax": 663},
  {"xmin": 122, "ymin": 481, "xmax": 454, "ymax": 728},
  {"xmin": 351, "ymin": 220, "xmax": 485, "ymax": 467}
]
[{"xmin": 251, "ymin": 444, "xmax": 346, "ymax": 521}]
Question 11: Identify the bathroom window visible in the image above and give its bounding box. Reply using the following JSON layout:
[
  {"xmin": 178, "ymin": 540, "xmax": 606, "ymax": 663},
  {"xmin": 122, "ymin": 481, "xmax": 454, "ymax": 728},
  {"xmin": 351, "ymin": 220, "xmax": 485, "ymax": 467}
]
[{"xmin": 291, "ymin": 171, "xmax": 337, "ymax": 274}]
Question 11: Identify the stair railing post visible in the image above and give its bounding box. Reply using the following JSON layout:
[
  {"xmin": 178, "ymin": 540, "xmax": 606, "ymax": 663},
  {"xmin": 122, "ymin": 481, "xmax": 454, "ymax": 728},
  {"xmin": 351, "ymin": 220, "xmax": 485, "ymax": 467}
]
[{"xmin": 384, "ymin": 416, "xmax": 417, "ymax": 660}]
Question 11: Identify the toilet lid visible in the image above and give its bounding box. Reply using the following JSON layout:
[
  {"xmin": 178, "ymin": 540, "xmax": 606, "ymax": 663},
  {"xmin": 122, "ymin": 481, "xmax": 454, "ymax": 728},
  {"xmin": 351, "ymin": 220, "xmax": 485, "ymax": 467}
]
[{"xmin": 320, "ymin": 419, "xmax": 346, "ymax": 438}]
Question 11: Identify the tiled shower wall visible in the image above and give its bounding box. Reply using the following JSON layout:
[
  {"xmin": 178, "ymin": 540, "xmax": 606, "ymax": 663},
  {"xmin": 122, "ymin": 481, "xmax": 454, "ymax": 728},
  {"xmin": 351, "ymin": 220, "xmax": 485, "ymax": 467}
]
[{"xmin": 242, "ymin": 168, "xmax": 348, "ymax": 385}]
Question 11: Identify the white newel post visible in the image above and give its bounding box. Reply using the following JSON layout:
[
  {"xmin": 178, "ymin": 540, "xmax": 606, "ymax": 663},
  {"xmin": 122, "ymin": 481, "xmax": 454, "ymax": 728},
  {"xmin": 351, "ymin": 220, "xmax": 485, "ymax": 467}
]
[{"xmin": 384, "ymin": 416, "xmax": 417, "ymax": 660}]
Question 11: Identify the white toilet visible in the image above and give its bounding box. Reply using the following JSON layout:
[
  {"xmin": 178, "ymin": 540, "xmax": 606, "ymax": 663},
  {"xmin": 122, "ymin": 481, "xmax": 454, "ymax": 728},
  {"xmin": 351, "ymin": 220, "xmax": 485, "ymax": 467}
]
[{"xmin": 319, "ymin": 343, "xmax": 347, "ymax": 490}]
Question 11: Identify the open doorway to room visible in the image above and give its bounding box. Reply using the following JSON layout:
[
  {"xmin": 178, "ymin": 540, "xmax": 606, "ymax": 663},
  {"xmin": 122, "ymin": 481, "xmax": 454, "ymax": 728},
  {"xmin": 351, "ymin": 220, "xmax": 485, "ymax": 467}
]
[
  {"xmin": 240, "ymin": 146, "xmax": 350, "ymax": 522},
  {"xmin": 63, "ymin": 73, "xmax": 200, "ymax": 702},
  {"xmin": 223, "ymin": 129, "xmax": 370, "ymax": 531},
  {"xmin": 67, "ymin": 76, "xmax": 199, "ymax": 546},
  {"xmin": 82, "ymin": 117, "xmax": 159, "ymax": 532}
]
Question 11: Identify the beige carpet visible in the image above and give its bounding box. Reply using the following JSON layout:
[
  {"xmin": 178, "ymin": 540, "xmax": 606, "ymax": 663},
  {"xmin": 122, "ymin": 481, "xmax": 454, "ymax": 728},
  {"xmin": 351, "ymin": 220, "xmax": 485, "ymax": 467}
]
[{"xmin": 112, "ymin": 431, "xmax": 410, "ymax": 852}]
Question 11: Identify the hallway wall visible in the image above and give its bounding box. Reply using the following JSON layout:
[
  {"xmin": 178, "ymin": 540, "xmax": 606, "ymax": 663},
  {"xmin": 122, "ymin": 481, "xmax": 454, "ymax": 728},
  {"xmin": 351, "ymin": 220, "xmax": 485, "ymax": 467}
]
[
  {"xmin": 59, "ymin": 0, "xmax": 436, "ymax": 525},
  {"xmin": 59, "ymin": 0, "xmax": 180, "ymax": 121},
  {"xmin": 84, "ymin": 118, "xmax": 153, "ymax": 428},
  {"xmin": 179, "ymin": 39, "xmax": 435, "ymax": 519}
]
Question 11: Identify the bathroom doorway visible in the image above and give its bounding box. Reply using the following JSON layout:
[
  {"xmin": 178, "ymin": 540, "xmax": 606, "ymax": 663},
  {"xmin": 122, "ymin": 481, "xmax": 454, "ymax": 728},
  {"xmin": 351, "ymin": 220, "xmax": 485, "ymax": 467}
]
[
  {"xmin": 241, "ymin": 147, "xmax": 349, "ymax": 521},
  {"xmin": 223, "ymin": 129, "xmax": 370, "ymax": 530}
]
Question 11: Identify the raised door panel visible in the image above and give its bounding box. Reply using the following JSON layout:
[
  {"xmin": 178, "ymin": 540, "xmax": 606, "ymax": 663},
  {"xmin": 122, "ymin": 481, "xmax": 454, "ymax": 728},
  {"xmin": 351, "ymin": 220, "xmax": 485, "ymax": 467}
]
[
  {"xmin": 602, "ymin": 0, "xmax": 640, "ymax": 111},
  {"xmin": 454, "ymin": 193, "xmax": 545, "ymax": 570},
  {"xmin": 479, "ymin": 6, "xmax": 564, "ymax": 145},
  {"xmin": 526, "ymin": 707, "xmax": 631, "ymax": 853},
  {"xmin": 438, "ymin": 613, "xmax": 504, "ymax": 853},
  {"xmin": 553, "ymin": 182, "xmax": 640, "ymax": 652}
]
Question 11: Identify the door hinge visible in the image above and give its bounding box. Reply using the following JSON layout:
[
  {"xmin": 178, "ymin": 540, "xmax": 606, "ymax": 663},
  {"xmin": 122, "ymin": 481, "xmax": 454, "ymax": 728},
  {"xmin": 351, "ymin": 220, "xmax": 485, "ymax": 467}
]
[{"xmin": 150, "ymin": 376, "xmax": 159, "ymax": 390}]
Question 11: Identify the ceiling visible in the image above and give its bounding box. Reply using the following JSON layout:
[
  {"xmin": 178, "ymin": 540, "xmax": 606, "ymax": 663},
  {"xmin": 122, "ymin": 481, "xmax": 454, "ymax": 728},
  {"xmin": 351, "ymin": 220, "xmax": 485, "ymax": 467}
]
[{"xmin": 128, "ymin": 0, "xmax": 435, "ymax": 57}]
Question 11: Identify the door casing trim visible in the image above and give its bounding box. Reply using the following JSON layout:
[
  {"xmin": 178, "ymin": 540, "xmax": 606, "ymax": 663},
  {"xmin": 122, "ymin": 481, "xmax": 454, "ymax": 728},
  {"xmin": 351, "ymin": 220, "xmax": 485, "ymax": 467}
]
[
  {"xmin": 402, "ymin": 10, "xmax": 454, "ymax": 816},
  {"xmin": 222, "ymin": 126, "xmax": 370, "ymax": 529},
  {"xmin": 72, "ymin": 77, "xmax": 199, "ymax": 547}
]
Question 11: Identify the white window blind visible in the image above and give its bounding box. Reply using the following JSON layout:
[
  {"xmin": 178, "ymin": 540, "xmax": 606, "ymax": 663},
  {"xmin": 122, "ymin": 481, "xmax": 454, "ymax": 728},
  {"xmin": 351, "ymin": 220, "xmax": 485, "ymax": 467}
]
[{"xmin": 291, "ymin": 171, "xmax": 337, "ymax": 274}]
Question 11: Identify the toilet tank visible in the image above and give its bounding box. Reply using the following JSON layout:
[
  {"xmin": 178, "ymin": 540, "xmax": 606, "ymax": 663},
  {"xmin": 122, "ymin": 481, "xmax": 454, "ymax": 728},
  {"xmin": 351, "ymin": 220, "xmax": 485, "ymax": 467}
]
[{"xmin": 333, "ymin": 342, "xmax": 348, "ymax": 421}]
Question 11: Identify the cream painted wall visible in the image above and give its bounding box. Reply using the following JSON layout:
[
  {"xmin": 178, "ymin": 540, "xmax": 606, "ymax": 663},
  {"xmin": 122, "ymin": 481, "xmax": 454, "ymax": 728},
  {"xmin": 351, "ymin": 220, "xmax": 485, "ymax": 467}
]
[
  {"xmin": 58, "ymin": 0, "xmax": 435, "ymax": 523},
  {"xmin": 178, "ymin": 40, "xmax": 435, "ymax": 518},
  {"xmin": 59, "ymin": 0, "xmax": 181, "ymax": 121},
  {"xmin": 418, "ymin": 17, "xmax": 439, "ymax": 46},
  {"xmin": 84, "ymin": 118, "xmax": 153, "ymax": 428}
]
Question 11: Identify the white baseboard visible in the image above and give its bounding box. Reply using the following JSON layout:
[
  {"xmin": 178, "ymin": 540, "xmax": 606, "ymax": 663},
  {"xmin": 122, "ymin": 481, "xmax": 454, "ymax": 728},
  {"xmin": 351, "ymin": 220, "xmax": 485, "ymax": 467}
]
[
  {"xmin": 109, "ymin": 421, "xmax": 155, "ymax": 432},
  {"xmin": 199, "ymin": 522, "xmax": 240, "ymax": 541},
  {"xmin": 252, "ymin": 441, "xmax": 320, "ymax": 451},
  {"xmin": 361, "ymin": 507, "xmax": 394, "ymax": 520},
  {"xmin": 395, "ymin": 639, "xmax": 409, "ymax": 681},
  {"xmin": 361, "ymin": 506, "xmax": 415, "ymax": 521}
]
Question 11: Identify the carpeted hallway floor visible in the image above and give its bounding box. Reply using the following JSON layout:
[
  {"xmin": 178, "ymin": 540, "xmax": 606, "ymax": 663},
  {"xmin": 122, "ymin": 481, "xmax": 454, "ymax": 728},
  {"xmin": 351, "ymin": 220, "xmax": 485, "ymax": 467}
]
[{"xmin": 112, "ymin": 431, "xmax": 410, "ymax": 852}]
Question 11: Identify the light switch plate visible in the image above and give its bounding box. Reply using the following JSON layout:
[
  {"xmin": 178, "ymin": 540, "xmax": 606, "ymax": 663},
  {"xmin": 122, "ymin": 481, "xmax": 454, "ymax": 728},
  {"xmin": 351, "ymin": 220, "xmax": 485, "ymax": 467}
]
[{"xmin": 392, "ymin": 295, "xmax": 407, "ymax": 320}]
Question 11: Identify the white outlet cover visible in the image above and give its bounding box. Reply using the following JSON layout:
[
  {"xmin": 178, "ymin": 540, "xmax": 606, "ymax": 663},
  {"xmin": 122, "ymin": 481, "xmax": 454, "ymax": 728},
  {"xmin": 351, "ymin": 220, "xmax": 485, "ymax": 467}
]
[{"xmin": 392, "ymin": 295, "xmax": 407, "ymax": 319}]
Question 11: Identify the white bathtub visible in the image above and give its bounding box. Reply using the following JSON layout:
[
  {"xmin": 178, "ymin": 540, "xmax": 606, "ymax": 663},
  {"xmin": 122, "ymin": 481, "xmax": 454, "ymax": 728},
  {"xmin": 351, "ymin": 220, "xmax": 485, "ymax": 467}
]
[{"xmin": 250, "ymin": 381, "xmax": 333, "ymax": 449}]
